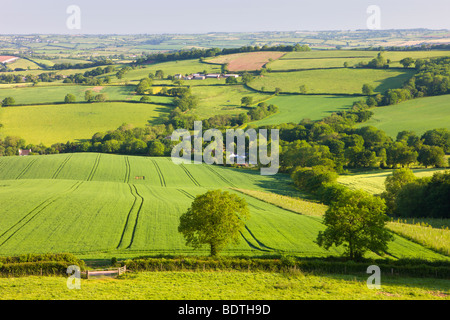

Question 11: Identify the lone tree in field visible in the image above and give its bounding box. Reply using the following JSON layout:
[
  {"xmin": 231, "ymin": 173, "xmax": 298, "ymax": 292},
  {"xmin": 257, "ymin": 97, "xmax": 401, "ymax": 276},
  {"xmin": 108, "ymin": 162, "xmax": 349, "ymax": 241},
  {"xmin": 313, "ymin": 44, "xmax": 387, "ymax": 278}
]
[
  {"xmin": 178, "ymin": 190, "xmax": 250, "ymax": 257},
  {"xmin": 64, "ymin": 93, "xmax": 76, "ymax": 103},
  {"xmin": 85, "ymin": 90, "xmax": 95, "ymax": 102},
  {"xmin": 299, "ymin": 85, "xmax": 308, "ymax": 94},
  {"xmin": 362, "ymin": 83, "xmax": 374, "ymax": 95},
  {"xmin": 241, "ymin": 96, "xmax": 253, "ymax": 107},
  {"xmin": 317, "ymin": 189, "xmax": 393, "ymax": 260}
]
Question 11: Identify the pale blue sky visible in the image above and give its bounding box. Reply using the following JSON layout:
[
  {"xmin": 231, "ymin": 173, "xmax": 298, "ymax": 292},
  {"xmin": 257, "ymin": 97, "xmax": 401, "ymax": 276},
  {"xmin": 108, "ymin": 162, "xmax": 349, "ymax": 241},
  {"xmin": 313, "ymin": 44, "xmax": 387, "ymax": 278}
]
[{"xmin": 1, "ymin": 0, "xmax": 449, "ymax": 34}]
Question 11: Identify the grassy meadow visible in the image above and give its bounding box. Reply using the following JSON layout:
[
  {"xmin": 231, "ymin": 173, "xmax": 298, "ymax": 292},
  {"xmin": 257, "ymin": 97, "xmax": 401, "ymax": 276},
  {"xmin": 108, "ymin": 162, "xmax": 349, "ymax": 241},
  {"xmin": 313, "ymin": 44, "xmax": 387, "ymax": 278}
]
[
  {"xmin": 0, "ymin": 271, "xmax": 448, "ymax": 300},
  {"xmin": 359, "ymin": 94, "xmax": 450, "ymax": 137},
  {"xmin": 0, "ymin": 102, "xmax": 170, "ymax": 145},
  {"xmin": 251, "ymin": 94, "xmax": 358, "ymax": 125},
  {"xmin": 248, "ymin": 68, "xmax": 416, "ymax": 94},
  {"xmin": 0, "ymin": 85, "xmax": 140, "ymax": 105}
]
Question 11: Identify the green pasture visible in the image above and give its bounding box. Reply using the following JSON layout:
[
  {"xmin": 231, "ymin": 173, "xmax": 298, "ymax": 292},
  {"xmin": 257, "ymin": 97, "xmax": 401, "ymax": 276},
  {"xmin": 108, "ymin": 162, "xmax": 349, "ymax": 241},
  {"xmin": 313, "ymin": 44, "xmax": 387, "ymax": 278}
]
[
  {"xmin": 0, "ymin": 102, "xmax": 169, "ymax": 145},
  {"xmin": 190, "ymin": 85, "xmax": 271, "ymax": 118},
  {"xmin": 248, "ymin": 68, "xmax": 416, "ymax": 94},
  {"xmin": 359, "ymin": 94, "xmax": 450, "ymax": 137},
  {"xmin": 1, "ymin": 271, "xmax": 449, "ymax": 300},
  {"xmin": 0, "ymin": 85, "xmax": 139, "ymax": 104},
  {"xmin": 252, "ymin": 94, "xmax": 359, "ymax": 125}
]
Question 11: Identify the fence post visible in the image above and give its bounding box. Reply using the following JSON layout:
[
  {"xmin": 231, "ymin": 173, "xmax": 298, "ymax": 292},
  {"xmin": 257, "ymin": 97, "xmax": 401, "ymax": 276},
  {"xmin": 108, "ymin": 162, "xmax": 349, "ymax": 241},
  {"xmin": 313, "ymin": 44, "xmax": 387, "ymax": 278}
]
[{"xmin": 86, "ymin": 270, "xmax": 89, "ymax": 279}]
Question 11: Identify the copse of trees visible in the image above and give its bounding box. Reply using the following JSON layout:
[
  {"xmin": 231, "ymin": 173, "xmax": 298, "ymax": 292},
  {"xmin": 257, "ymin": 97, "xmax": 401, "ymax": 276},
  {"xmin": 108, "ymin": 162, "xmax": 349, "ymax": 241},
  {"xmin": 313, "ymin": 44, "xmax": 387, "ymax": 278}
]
[
  {"xmin": 136, "ymin": 77, "xmax": 153, "ymax": 95},
  {"xmin": 355, "ymin": 52, "xmax": 389, "ymax": 69},
  {"xmin": 400, "ymin": 57, "xmax": 415, "ymax": 68},
  {"xmin": 291, "ymin": 165, "xmax": 338, "ymax": 194},
  {"xmin": 349, "ymin": 57, "xmax": 450, "ymax": 109},
  {"xmin": 1, "ymin": 97, "xmax": 15, "ymax": 107},
  {"xmin": 51, "ymin": 58, "xmax": 113, "ymax": 70},
  {"xmin": 173, "ymin": 91, "xmax": 199, "ymax": 112},
  {"xmin": 116, "ymin": 66, "xmax": 131, "ymax": 80},
  {"xmin": 383, "ymin": 169, "xmax": 450, "ymax": 218}
]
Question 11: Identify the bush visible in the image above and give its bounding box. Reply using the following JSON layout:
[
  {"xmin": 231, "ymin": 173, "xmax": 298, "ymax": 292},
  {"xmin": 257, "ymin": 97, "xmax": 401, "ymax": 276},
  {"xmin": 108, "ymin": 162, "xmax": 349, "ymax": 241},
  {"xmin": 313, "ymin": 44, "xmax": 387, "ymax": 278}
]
[
  {"xmin": 291, "ymin": 165, "xmax": 338, "ymax": 193},
  {"xmin": 1, "ymin": 97, "xmax": 15, "ymax": 107},
  {"xmin": 316, "ymin": 183, "xmax": 348, "ymax": 205}
]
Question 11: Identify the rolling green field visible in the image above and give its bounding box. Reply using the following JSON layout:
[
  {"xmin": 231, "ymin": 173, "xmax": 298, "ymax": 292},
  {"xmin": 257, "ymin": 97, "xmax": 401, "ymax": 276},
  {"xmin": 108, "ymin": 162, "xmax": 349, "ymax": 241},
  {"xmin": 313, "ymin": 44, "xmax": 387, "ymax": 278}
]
[
  {"xmin": 0, "ymin": 153, "xmax": 447, "ymax": 261},
  {"xmin": 359, "ymin": 94, "xmax": 450, "ymax": 137},
  {"xmin": 252, "ymin": 94, "xmax": 358, "ymax": 125},
  {"xmin": 0, "ymin": 102, "xmax": 170, "ymax": 145},
  {"xmin": 190, "ymin": 85, "xmax": 270, "ymax": 118},
  {"xmin": 268, "ymin": 57, "xmax": 374, "ymax": 70},
  {"xmin": 0, "ymin": 85, "xmax": 141, "ymax": 105},
  {"xmin": 248, "ymin": 68, "xmax": 416, "ymax": 94}
]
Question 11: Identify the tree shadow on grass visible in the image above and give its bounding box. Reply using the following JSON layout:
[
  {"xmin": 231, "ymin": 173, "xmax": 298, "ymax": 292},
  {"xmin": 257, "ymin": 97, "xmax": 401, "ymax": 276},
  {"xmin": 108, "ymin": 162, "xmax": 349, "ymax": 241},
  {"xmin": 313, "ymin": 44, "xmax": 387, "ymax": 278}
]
[{"xmin": 373, "ymin": 69, "xmax": 416, "ymax": 94}]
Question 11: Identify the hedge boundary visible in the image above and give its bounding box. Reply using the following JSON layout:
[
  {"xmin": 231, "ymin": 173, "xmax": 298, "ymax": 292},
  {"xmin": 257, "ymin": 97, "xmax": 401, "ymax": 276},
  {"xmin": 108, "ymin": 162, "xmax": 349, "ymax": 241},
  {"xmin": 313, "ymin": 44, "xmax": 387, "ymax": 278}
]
[{"xmin": 123, "ymin": 256, "xmax": 450, "ymax": 279}]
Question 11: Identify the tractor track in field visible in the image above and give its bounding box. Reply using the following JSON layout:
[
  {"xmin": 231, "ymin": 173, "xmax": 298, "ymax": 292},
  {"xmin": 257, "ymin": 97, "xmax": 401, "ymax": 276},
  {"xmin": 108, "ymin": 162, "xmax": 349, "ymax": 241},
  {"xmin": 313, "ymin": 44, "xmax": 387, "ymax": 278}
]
[
  {"xmin": 117, "ymin": 184, "xmax": 144, "ymax": 250},
  {"xmin": 248, "ymin": 203, "xmax": 267, "ymax": 211},
  {"xmin": 180, "ymin": 164, "xmax": 201, "ymax": 187},
  {"xmin": 124, "ymin": 156, "xmax": 131, "ymax": 183},
  {"xmin": 52, "ymin": 154, "xmax": 73, "ymax": 179},
  {"xmin": 127, "ymin": 185, "xmax": 144, "ymax": 249},
  {"xmin": 239, "ymin": 231, "xmax": 271, "ymax": 252},
  {"xmin": 0, "ymin": 158, "xmax": 8, "ymax": 172},
  {"xmin": 15, "ymin": 159, "xmax": 37, "ymax": 180},
  {"xmin": 0, "ymin": 181, "xmax": 84, "ymax": 248},
  {"xmin": 244, "ymin": 225, "xmax": 276, "ymax": 251},
  {"xmin": 151, "ymin": 159, "xmax": 166, "ymax": 187},
  {"xmin": 177, "ymin": 189, "xmax": 195, "ymax": 200},
  {"xmin": 86, "ymin": 154, "xmax": 101, "ymax": 181},
  {"xmin": 205, "ymin": 165, "xmax": 237, "ymax": 188}
]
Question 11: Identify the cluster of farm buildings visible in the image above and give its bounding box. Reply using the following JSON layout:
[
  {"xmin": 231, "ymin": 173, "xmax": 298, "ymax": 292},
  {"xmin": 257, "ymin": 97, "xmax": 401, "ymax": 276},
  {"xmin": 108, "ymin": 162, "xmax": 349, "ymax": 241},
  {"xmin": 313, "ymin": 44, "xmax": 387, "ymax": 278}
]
[{"xmin": 174, "ymin": 73, "xmax": 240, "ymax": 81}]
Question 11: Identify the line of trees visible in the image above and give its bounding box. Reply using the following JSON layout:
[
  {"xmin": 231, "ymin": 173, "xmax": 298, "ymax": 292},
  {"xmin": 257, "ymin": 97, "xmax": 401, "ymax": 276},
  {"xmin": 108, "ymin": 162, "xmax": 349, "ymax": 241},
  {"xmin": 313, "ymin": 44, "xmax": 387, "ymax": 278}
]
[
  {"xmin": 136, "ymin": 44, "xmax": 311, "ymax": 64},
  {"xmin": 51, "ymin": 58, "xmax": 114, "ymax": 70}
]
